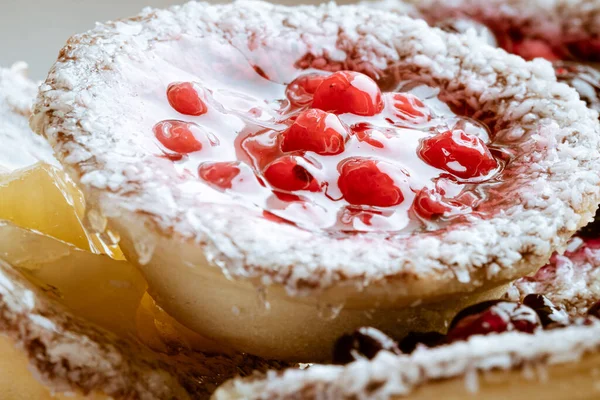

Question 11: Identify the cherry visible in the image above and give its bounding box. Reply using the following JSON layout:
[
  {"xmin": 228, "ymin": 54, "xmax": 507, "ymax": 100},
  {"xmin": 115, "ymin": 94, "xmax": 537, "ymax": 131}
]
[
  {"xmin": 153, "ymin": 120, "xmax": 204, "ymax": 154},
  {"xmin": 198, "ymin": 162, "xmax": 241, "ymax": 190},
  {"xmin": 286, "ymin": 73, "xmax": 327, "ymax": 106},
  {"xmin": 280, "ymin": 109, "xmax": 348, "ymax": 155},
  {"xmin": 332, "ymin": 327, "xmax": 401, "ymax": 365},
  {"xmin": 338, "ymin": 158, "xmax": 405, "ymax": 208},
  {"xmin": 447, "ymin": 300, "xmax": 541, "ymax": 342},
  {"xmin": 312, "ymin": 71, "xmax": 384, "ymax": 116},
  {"xmin": 522, "ymin": 294, "xmax": 569, "ymax": 327},
  {"xmin": 588, "ymin": 301, "xmax": 600, "ymax": 319},
  {"xmin": 419, "ymin": 130, "xmax": 498, "ymax": 180},
  {"xmin": 263, "ymin": 155, "xmax": 321, "ymax": 193},
  {"xmin": 167, "ymin": 82, "xmax": 207, "ymax": 116},
  {"xmin": 386, "ymin": 93, "xmax": 430, "ymax": 124},
  {"xmin": 398, "ymin": 331, "xmax": 445, "ymax": 354}
]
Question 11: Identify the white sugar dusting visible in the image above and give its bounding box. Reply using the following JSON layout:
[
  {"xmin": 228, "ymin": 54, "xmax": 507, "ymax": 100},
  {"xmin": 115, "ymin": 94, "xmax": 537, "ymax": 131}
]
[
  {"xmin": 31, "ymin": 0, "xmax": 600, "ymax": 299},
  {"xmin": 215, "ymin": 322, "xmax": 600, "ymax": 399}
]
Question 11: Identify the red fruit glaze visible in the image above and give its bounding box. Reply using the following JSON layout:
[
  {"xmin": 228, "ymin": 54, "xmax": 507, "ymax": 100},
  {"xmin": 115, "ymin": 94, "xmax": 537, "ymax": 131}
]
[
  {"xmin": 281, "ymin": 109, "xmax": 348, "ymax": 155},
  {"xmin": 412, "ymin": 188, "xmax": 452, "ymax": 219},
  {"xmin": 387, "ymin": 93, "xmax": 430, "ymax": 123},
  {"xmin": 338, "ymin": 158, "xmax": 405, "ymax": 207},
  {"xmin": 447, "ymin": 301, "xmax": 541, "ymax": 342},
  {"xmin": 312, "ymin": 71, "xmax": 384, "ymax": 116},
  {"xmin": 263, "ymin": 156, "xmax": 321, "ymax": 193},
  {"xmin": 153, "ymin": 120, "xmax": 203, "ymax": 154},
  {"xmin": 419, "ymin": 130, "xmax": 498, "ymax": 180},
  {"xmin": 156, "ymin": 57, "xmax": 503, "ymax": 231},
  {"xmin": 167, "ymin": 82, "xmax": 208, "ymax": 116},
  {"xmin": 198, "ymin": 162, "xmax": 241, "ymax": 190},
  {"xmin": 351, "ymin": 124, "xmax": 397, "ymax": 149},
  {"xmin": 286, "ymin": 73, "xmax": 327, "ymax": 106}
]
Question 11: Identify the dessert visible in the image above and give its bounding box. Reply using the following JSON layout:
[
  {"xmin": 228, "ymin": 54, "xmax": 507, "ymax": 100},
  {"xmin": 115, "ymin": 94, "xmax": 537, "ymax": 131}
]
[
  {"xmin": 0, "ymin": 64, "xmax": 286, "ymax": 399},
  {"xmin": 213, "ymin": 238, "xmax": 600, "ymax": 398},
  {"xmin": 32, "ymin": 1, "xmax": 600, "ymax": 360},
  {"xmin": 376, "ymin": 0, "xmax": 600, "ymax": 112},
  {"xmin": 214, "ymin": 321, "xmax": 600, "ymax": 399},
  {"xmin": 375, "ymin": 0, "xmax": 600, "ymax": 63}
]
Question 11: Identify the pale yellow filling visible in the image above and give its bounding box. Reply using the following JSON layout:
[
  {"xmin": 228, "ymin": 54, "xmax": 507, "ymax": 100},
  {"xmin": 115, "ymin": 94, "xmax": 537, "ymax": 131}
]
[{"xmin": 0, "ymin": 163, "xmax": 228, "ymax": 395}]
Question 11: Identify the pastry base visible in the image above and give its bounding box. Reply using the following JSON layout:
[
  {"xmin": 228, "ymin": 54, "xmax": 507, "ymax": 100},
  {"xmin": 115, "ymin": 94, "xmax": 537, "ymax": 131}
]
[
  {"xmin": 406, "ymin": 351, "xmax": 600, "ymax": 400},
  {"xmin": 112, "ymin": 213, "xmax": 524, "ymax": 361}
]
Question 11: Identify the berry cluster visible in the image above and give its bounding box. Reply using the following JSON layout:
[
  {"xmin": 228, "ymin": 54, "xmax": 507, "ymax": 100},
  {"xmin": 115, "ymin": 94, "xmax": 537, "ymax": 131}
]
[{"xmin": 153, "ymin": 69, "xmax": 502, "ymax": 230}]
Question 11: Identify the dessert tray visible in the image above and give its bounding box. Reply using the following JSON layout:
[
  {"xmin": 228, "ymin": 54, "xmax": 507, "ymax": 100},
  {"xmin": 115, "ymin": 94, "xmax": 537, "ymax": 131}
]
[{"xmin": 1, "ymin": 0, "xmax": 600, "ymax": 398}]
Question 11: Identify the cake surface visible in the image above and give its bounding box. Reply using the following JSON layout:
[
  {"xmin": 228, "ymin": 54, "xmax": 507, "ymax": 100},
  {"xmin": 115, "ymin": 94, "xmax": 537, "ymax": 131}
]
[{"xmin": 32, "ymin": 0, "xmax": 600, "ymax": 298}]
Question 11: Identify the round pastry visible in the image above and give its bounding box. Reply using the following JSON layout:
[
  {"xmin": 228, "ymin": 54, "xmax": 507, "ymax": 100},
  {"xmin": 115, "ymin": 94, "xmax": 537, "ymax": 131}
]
[
  {"xmin": 32, "ymin": 1, "xmax": 600, "ymax": 360},
  {"xmin": 373, "ymin": 0, "xmax": 600, "ymax": 119},
  {"xmin": 374, "ymin": 0, "xmax": 600, "ymax": 63},
  {"xmin": 213, "ymin": 241, "xmax": 600, "ymax": 399}
]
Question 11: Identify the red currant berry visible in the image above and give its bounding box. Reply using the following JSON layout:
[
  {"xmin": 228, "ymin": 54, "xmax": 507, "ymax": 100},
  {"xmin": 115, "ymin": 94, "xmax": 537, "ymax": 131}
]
[
  {"xmin": 263, "ymin": 156, "xmax": 321, "ymax": 193},
  {"xmin": 447, "ymin": 301, "xmax": 541, "ymax": 342},
  {"xmin": 386, "ymin": 93, "xmax": 430, "ymax": 123},
  {"xmin": 167, "ymin": 82, "xmax": 207, "ymax": 116},
  {"xmin": 419, "ymin": 130, "xmax": 498, "ymax": 180},
  {"xmin": 281, "ymin": 109, "xmax": 348, "ymax": 155},
  {"xmin": 338, "ymin": 158, "xmax": 405, "ymax": 207},
  {"xmin": 153, "ymin": 120, "xmax": 204, "ymax": 154},
  {"xmin": 312, "ymin": 71, "xmax": 384, "ymax": 116},
  {"xmin": 286, "ymin": 73, "xmax": 327, "ymax": 105},
  {"xmin": 198, "ymin": 162, "xmax": 241, "ymax": 190}
]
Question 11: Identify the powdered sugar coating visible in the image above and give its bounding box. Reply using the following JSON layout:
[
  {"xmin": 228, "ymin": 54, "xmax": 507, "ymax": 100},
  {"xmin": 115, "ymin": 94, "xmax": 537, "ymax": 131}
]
[
  {"xmin": 32, "ymin": 0, "xmax": 600, "ymax": 295},
  {"xmin": 506, "ymin": 237, "xmax": 600, "ymax": 317},
  {"xmin": 213, "ymin": 321, "xmax": 600, "ymax": 399},
  {"xmin": 0, "ymin": 64, "xmax": 57, "ymax": 172}
]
